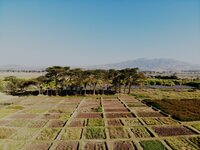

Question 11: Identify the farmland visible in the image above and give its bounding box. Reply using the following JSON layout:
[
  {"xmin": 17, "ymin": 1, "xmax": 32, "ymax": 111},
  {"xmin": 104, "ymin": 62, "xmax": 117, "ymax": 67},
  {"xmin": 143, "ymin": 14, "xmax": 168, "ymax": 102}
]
[{"xmin": 0, "ymin": 92, "xmax": 199, "ymax": 150}]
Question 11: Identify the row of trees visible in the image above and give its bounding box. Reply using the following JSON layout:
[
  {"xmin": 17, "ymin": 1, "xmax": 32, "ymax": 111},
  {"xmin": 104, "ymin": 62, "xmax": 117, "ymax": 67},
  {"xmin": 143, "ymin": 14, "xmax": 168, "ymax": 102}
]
[{"xmin": 3, "ymin": 67, "xmax": 145, "ymax": 96}]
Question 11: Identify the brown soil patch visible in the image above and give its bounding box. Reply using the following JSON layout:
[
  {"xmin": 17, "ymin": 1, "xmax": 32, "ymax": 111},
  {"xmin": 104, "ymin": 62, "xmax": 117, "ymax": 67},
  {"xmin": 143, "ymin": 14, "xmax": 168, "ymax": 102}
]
[
  {"xmin": 47, "ymin": 120, "xmax": 65, "ymax": 128},
  {"xmin": 55, "ymin": 141, "xmax": 79, "ymax": 150},
  {"xmin": 104, "ymin": 109, "xmax": 129, "ymax": 112},
  {"xmin": 27, "ymin": 120, "xmax": 48, "ymax": 128},
  {"xmin": 68, "ymin": 119, "xmax": 85, "ymax": 127},
  {"xmin": 106, "ymin": 113, "xmax": 135, "ymax": 118},
  {"xmin": 107, "ymin": 119, "xmax": 123, "ymax": 126},
  {"xmin": 84, "ymin": 142, "xmax": 107, "ymax": 150},
  {"xmin": 10, "ymin": 113, "xmax": 37, "ymax": 119},
  {"xmin": 76, "ymin": 113, "xmax": 103, "ymax": 118},
  {"xmin": 152, "ymin": 126, "xmax": 197, "ymax": 137},
  {"xmin": 42, "ymin": 113, "xmax": 61, "ymax": 119},
  {"xmin": 24, "ymin": 142, "xmax": 51, "ymax": 150},
  {"xmin": 113, "ymin": 141, "xmax": 135, "ymax": 150},
  {"xmin": 137, "ymin": 112, "xmax": 165, "ymax": 117}
]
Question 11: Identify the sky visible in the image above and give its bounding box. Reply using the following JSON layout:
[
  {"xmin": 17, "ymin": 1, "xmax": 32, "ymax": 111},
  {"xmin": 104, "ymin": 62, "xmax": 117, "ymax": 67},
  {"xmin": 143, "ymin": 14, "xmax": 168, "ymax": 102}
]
[{"xmin": 0, "ymin": 0, "xmax": 200, "ymax": 67}]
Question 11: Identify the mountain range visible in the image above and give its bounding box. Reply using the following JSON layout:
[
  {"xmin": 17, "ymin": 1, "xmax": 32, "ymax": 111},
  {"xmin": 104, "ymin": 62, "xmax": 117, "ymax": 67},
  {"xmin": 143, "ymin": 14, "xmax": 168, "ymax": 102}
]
[
  {"xmin": 1, "ymin": 58, "xmax": 200, "ymax": 71},
  {"xmin": 86, "ymin": 58, "xmax": 200, "ymax": 71}
]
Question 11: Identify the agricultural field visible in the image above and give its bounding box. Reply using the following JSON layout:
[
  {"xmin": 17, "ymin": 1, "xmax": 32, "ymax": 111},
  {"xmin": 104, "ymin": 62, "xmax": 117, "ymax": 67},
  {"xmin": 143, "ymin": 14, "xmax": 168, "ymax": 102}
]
[{"xmin": 0, "ymin": 93, "xmax": 199, "ymax": 149}]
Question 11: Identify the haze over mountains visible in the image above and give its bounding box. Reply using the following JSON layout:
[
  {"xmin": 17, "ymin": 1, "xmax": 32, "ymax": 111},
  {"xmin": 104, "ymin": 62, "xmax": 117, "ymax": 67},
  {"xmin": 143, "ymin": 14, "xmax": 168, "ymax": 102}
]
[
  {"xmin": 86, "ymin": 58, "xmax": 200, "ymax": 71},
  {"xmin": 1, "ymin": 58, "xmax": 200, "ymax": 72}
]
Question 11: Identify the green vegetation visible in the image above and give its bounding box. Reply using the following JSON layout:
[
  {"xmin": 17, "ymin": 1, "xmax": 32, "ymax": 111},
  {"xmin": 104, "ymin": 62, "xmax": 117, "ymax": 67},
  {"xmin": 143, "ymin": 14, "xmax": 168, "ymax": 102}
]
[
  {"xmin": 61, "ymin": 128, "xmax": 82, "ymax": 140},
  {"xmin": 140, "ymin": 140, "xmax": 166, "ymax": 150},
  {"xmin": 0, "ymin": 128, "xmax": 16, "ymax": 139},
  {"xmin": 2, "ymin": 67, "xmax": 144, "ymax": 96},
  {"xmin": 192, "ymin": 123, "xmax": 200, "ymax": 131},
  {"xmin": 143, "ymin": 99, "xmax": 200, "ymax": 121},
  {"xmin": 87, "ymin": 119, "xmax": 104, "ymax": 126},
  {"xmin": 36, "ymin": 128, "xmax": 60, "ymax": 140},
  {"xmin": 92, "ymin": 106, "xmax": 103, "ymax": 112},
  {"xmin": 131, "ymin": 127, "xmax": 152, "ymax": 138},
  {"xmin": 108, "ymin": 127, "xmax": 129, "ymax": 139},
  {"xmin": 165, "ymin": 138, "xmax": 197, "ymax": 150},
  {"xmin": 86, "ymin": 127, "xmax": 105, "ymax": 139},
  {"xmin": 6, "ymin": 105, "xmax": 24, "ymax": 110},
  {"xmin": 189, "ymin": 136, "xmax": 200, "ymax": 148}
]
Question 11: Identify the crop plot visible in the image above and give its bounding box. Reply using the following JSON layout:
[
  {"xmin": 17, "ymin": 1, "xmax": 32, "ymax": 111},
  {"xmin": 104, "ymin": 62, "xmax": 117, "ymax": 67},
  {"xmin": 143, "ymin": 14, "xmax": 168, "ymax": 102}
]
[
  {"xmin": 36, "ymin": 128, "xmax": 60, "ymax": 140},
  {"xmin": 165, "ymin": 137, "xmax": 198, "ymax": 150},
  {"xmin": 27, "ymin": 119, "xmax": 48, "ymax": 128},
  {"xmin": 54, "ymin": 141, "xmax": 79, "ymax": 150},
  {"xmin": 47, "ymin": 120, "xmax": 65, "ymax": 128},
  {"xmin": 0, "ymin": 127, "xmax": 16, "ymax": 139},
  {"xmin": 108, "ymin": 127, "xmax": 130, "ymax": 139},
  {"xmin": 23, "ymin": 141, "xmax": 52, "ymax": 150},
  {"xmin": 105, "ymin": 113, "xmax": 135, "ymax": 118},
  {"xmin": 140, "ymin": 140, "xmax": 166, "ymax": 150},
  {"xmin": 122, "ymin": 118, "xmax": 142, "ymax": 126},
  {"xmin": 76, "ymin": 113, "xmax": 103, "ymax": 118},
  {"xmin": 142, "ymin": 118, "xmax": 162, "ymax": 125},
  {"xmin": 11, "ymin": 128, "xmax": 39, "ymax": 140},
  {"xmin": 136, "ymin": 111, "xmax": 165, "ymax": 117},
  {"xmin": 84, "ymin": 142, "xmax": 107, "ymax": 150},
  {"xmin": 107, "ymin": 119, "xmax": 123, "ymax": 126},
  {"xmin": 87, "ymin": 118, "xmax": 104, "ymax": 126},
  {"xmin": 188, "ymin": 136, "xmax": 200, "ymax": 148},
  {"xmin": 130, "ymin": 127, "xmax": 153, "ymax": 138},
  {"xmin": 113, "ymin": 141, "xmax": 135, "ymax": 150},
  {"xmin": 61, "ymin": 128, "xmax": 82, "ymax": 140},
  {"xmin": 68, "ymin": 119, "xmax": 85, "ymax": 127},
  {"xmin": 7, "ymin": 119, "xmax": 30, "ymax": 127},
  {"xmin": 152, "ymin": 126, "xmax": 197, "ymax": 137},
  {"xmin": 85, "ymin": 127, "xmax": 106, "ymax": 139}
]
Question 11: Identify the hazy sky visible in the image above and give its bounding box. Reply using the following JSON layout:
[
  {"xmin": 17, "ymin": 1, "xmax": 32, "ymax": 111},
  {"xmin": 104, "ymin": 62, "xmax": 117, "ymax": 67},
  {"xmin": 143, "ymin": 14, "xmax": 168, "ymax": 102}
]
[{"xmin": 0, "ymin": 0, "xmax": 200, "ymax": 66}]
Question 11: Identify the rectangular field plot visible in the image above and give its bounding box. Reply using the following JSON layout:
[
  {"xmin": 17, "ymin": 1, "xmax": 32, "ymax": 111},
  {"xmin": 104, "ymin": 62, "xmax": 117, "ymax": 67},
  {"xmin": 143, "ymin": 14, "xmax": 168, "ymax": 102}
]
[
  {"xmin": 61, "ymin": 128, "xmax": 82, "ymax": 140},
  {"xmin": 108, "ymin": 127, "xmax": 130, "ymax": 139},
  {"xmin": 11, "ymin": 128, "xmax": 39, "ymax": 140},
  {"xmin": 0, "ymin": 127, "xmax": 16, "ymax": 139},
  {"xmin": 165, "ymin": 137, "xmax": 198, "ymax": 150},
  {"xmin": 36, "ymin": 128, "xmax": 61, "ymax": 140},
  {"xmin": 87, "ymin": 118, "xmax": 105, "ymax": 126},
  {"xmin": 23, "ymin": 141, "xmax": 52, "ymax": 150},
  {"xmin": 0, "ymin": 140, "xmax": 26, "ymax": 150},
  {"xmin": 105, "ymin": 113, "xmax": 135, "ymax": 118},
  {"xmin": 140, "ymin": 140, "xmax": 166, "ymax": 150},
  {"xmin": 27, "ymin": 119, "xmax": 48, "ymax": 128},
  {"xmin": 53, "ymin": 141, "xmax": 79, "ymax": 150},
  {"xmin": 113, "ymin": 141, "xmax": 136, "ymax": 150},
  {"xmin": 188, "ymin": 136, "xmax": 200, "ymax": 148},
  {"xmin": 84, "ymin": 142, "xmax": 107, "ymax": 150},
  {"xmin": 136, "ymin": 111, "xmax": 165, "ymax": 117},
  {"xmin": 76, "ymin": 113, "xmax": 103, "ymax": 118},
  {"xmin": 107, "ymin": 119, "xmax": 123, "ymax": 126},
  {"xmin": 152, "ymin": 126, "xmax": 197, "ymax": 137},
  {"xmin": 7, "ymin": 119, "xmax": 30, "ymax": 127},
  {"xmin": 68, "ymin": 119, "xmax": 85, "ymax": 127},
  {"xmin": 122, "ymin": 118, "xmax": 142, "ymax": 126},
  {"xmin": 47, "ymin": 120, "xmax": 65, "ymax": 128},
  {"xmin": 85, "ymin": 127, "xmax": 106, "ymax": 139},
  {"xmin": 104, "ymin": 108, "xmax": 129, "ymax": 112},
  {"xmin": 130, "ymin": 127, "xmax": 153, "ymax": 138},
  {"xmin": 142, "ymin": 118, "xmax": 162, "ymax": 125}
]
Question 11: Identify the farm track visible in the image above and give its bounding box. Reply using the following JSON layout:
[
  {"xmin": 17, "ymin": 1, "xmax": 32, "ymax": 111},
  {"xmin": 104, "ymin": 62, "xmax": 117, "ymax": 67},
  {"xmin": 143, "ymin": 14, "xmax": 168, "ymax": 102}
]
[{"xmin": 0, "ymin": 95, "xmax": 199, "ymax": 150}]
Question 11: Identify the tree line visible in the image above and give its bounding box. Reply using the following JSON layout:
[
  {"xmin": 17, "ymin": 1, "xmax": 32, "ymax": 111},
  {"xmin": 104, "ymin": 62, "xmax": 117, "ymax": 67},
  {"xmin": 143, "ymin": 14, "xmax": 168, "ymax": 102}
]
[{"xmin": 2, "ymin": 66, "xmax": 145, "ymax": 96}]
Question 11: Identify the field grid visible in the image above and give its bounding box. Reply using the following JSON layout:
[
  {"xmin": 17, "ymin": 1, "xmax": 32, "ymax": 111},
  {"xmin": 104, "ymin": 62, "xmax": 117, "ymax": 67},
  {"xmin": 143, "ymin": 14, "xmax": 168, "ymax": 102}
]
[{"xmin": 0, "ymin": 95, "xmax": 199, "ymax": 150}]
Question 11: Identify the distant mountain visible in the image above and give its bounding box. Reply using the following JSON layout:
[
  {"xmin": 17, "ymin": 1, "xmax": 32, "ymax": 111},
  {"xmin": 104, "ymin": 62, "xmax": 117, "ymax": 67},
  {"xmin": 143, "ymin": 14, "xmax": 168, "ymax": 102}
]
[
  {"xmin": 1, "ymin": 58, "xmax": 200, "ymax": 72},
  {"xmin": 86, "ymin": 58, "xmax": 200, "ymax": 71}
]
